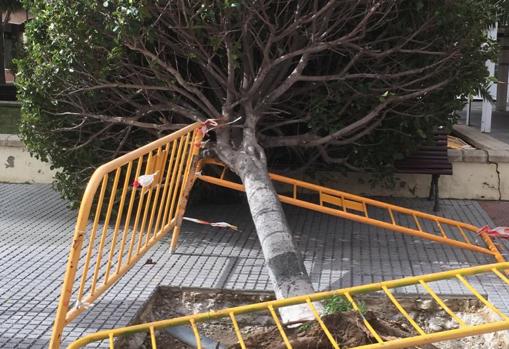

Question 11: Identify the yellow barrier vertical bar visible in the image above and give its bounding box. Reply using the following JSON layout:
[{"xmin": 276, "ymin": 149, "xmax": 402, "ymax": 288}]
[
  {"xmin": 104, "ymin": 161, "xmax": 133, "ymax": 283},
  {"xmin": 135, "ymin": 151, "xmax": 156, "ymax": 255},
  {"xmin": 492, "ymin": 267, "xmax": 509, "ymax": 284},
  {"xmin": 152, "ymin": 140, "xmax": 178, "ymax": 239},
  {"xmin": 144, "ymin": 146, "xmax": 169, "ymax": 247},
  {"xmin": 137, "ymin": 147, "xmax": 162, "ymax": 252},
  {"xmin": 50, "ymin": 174, "xmax": 106, "ymax": 349},
  {"xmin": 116, "ymin": 157, "xmax": 143, "ymax": 273},
  {"xmin": 362, "ymin": 202, "xmax": 369, "ymax": 218},
  {"xmin": 388, "ymin": 208, "xmax": 396, "ymax": 225},
  {"xmin": 190, "ymin": 319, "xmax": 202, "ymax": 349},
  {"xmin": 413, "ymin": 214, "xmax": 423, "ymax": 232},
  {"xmin": 456, "ymin": 225, "xmax": 472, "ymax": 244},
  {"xmin": 166, "ymin": 149, "xmax": 192, "ymax": 251},
  {"xmin": 418, "ymin": 280, "xmax": 466, "ymax": 326},
  {"xmin": 229, "ymin": 312, "xmax": 247, "ymax": 349},
  {"xmin": 340, "ymin": 195, "xmax": 346, "ymax": 212},
  {"xmin": 109, "ymin": 333, "xmax": 114, "ymax": 348},
  {"xmin": 480, "ymin": 231, "xmax": 507, "ymax": 264},
  {"xmin": 161, "ymin": 135, "xmax": 187, "ymax": 228},
  {"xmin": 381, "ymin": 286, "xmax": 426, "ymax": 335},
  {"xmin": 344, "ymin": 292, "xmax": 384, "ymax": 343},
  {"xmin": 127, "ymin": 153, "xmax": 153, "ymax": 263},
  {"xmin": 167, "ymin": 133, "xmax": 192, "ymax": 225},
  {"xmin": 305, "ymin": 298, "xmax": 340, "ymax": 349},
  {"xmin": 91, "ymin": 168, "xmax": 121, "ymax": 295},
  {"xmin": 170, "ymin": 130, "xmax": 203, "ymax": 251},
  {"xmin": 76, "ymin": 175, "xmax": 109, "ymax": 302},
  {"xmin": 149, "ymin": 326, "xmax": 158, "ymax": 349},
  {"xmin": 456, "ymin": 275, "xmax": 509, "ymax": 320},
  {"xmin": 436, "ymin": 221, "xmax": 448, "ymax": 238},
  {"xmin": 268, "ymin": 305, "xmax": 292, "ymax": 349}
]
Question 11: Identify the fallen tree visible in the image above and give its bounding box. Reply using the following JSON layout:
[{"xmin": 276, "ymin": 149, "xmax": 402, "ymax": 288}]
[{"xmin": 17, "ymin": 0, "xmax": 503, "ymax": 322}]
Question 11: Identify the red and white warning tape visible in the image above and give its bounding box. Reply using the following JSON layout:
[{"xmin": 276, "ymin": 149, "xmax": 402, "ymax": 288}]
[
  {"xmin": 133, "ymin": 171, "xmax": 159, "ymax": 189},
  {"xmin": 183, "ymin": 217, "xmax": 238, "ymax": 231},
  {"xmin": 476, "ymin": 225, "xmax": 509, "ymax": 239}
]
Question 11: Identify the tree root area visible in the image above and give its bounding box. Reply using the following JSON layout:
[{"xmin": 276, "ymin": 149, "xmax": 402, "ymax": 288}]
[{"xmin": 230, "ymin": 311, "xmax": 438, "ymax": 349}]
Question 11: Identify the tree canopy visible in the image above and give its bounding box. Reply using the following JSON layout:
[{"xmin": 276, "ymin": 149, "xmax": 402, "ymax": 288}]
[{"xmin": 17, "ymin": 0, "xmax": 505, "ymax": 203}]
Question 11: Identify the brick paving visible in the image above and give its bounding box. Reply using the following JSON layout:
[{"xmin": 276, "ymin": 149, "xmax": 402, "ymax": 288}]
[{"xmin": 1, "ymin": 183, "xmax": 509, "ymax": 348}]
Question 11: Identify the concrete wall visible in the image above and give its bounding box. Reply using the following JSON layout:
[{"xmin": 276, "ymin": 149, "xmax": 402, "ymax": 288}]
[
  {"xmin": 0, "ymin": 134, "xmax": 55, "ymax": 183},
  {"xmin": 1, "ymin": 124, "xmax": 509, "ymax": 201},
  {"xmin": 313, "ymin": 159, "xmax": 503, "ymax": 201},
  {"xmin": 311, "ymin": 126, "xmax": 509, "ymax": 201}
]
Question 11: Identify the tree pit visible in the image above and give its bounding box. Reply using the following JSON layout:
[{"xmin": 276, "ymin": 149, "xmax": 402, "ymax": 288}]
[{"xmin": 117, "ymin": 287, "xmax": 508, "ymax": 349}]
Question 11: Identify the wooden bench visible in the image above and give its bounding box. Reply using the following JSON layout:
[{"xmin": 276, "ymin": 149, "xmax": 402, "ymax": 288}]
[{"xmin": 394, "ymin": 128, "xmax": 452, "ymax": 211}]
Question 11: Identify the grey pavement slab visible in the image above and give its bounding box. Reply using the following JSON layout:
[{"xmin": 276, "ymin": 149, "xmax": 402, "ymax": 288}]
[{"xmin": 0, "ymin": 183, "xmax": 508, "ymax": 348}]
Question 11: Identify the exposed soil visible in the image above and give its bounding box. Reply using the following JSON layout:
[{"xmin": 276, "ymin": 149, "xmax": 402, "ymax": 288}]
[
  {"xmin": 118, "ymin": 287, "xmax": 509, "ymax": 349},
  {"xmin": 229, "ymin": 311, "xmax": 439, "ymax": 349}
]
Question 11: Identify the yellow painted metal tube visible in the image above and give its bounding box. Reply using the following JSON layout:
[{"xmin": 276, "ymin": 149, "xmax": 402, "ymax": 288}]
[
  {"xmin": 152, "ymin": 141, "xmax": 178, "ymax": 239},
  {"xmin": 91, "ymin": 168, "xmax": 121, "ymax": 295},
  {"xmin": 345, "ymin": 292, "xmax": 383, "ymax": 343},
  {"xmin": 104, "ymin": 161, "xmax": 133, "ymax": 283},
  {"xmin": 492, "ymin": 268, "xmax": 509, "ymax": 284},
  {"xmin": 197, "ymin": 174, "xmax": 495, "ymax": 256},
  {"xmin": 456, "ymin": 274, "xmax": 509, "ymax": 320},
  {"xmin": 418, "ymin": 280, "xmax": 466, "ymax": 327},
  {"xmin": 144, "ymin": 147, "xmax": 167, "ymax": 247},
  {"xmin": 190, "ymin": 319, "xmax": 202, "ymax": 349},
  {"xmin": 268, "ymin": 305, "xmax": 292, "ymax": 349},
  {"xmin": 195, "ymin": 159, "xmax": 506, "ymax": 261},
  {"xmin": 51, "ymin": 123, "xmax": 201, "ymax": 349},
  {"xmin": 76, "ymin": 175, "xmax": 108, "ymax": 301},
  {"xmin": 306, "ymin": 298, "xmax": 340, "ymax": 349},
  {"xmin": 64, "ymin": 220, "xmax": 177, "ymax": 325},
  {"xmin": 200, "ymin": 159, "xmax": 481, "ymax": 231},
  {"xmin": 269, "ymin": 171, "xmax": 479, "ymax": 231},
  {"xmin": 49, "ymin": 177, "xmax": 104, "ymax": 349},
  {"xmin": 161, "ymin": 135, "xmax": 187, "ymax": 228},
  {"xmin": 479, "ymin": 231, "xmax": 506, "ymax": 264},
  {"xmin": 381, "ymin": 286, "xmax": 425, "ymax": 336},
  {"xmin": 229, "ymin": 312, "xmax": 247, "ymax": 349},
  {"xmin": 116, "ymin": 156, "xmax": 143, "ymax": 274},
  {"xmin": 170, "ymin": 131, "xmax": 204, "ymax": 250},
  {"xmin": 68, "ymin": 262, "xmax": 509, "ymax": 349},
  {"xmin": 167, "ymin": 133, "xmax": 192, "ymax": 225},
  {"xmin": 150, "ymin": 326, "xmax": 158, "ymax": 349}
]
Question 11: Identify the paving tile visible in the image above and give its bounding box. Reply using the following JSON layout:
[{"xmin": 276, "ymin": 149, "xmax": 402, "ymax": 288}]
[{"xmin": 1, "ymin": 183, "xmax": 508, "ymax": 348}]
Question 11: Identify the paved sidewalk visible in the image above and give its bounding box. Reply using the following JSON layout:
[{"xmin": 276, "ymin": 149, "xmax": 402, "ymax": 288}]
[{"xmin": 1, "ymin": 183, "xmax": 508, "ymax": 348}]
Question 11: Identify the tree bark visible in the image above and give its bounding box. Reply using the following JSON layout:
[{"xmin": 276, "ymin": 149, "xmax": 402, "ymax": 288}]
[{"xmin": 231, "ymin": 150, "xmax": 323, "ymax": 323}]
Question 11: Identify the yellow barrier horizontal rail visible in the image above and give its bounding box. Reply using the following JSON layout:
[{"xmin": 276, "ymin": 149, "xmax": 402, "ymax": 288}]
[
  {"xmin": 50, "ymin": 123, "xmax": 203, "ymax": 349},
  {"xmin": 69, "ymin": 262, "xmax": 509, "ymax": 349},
  {"xmin": 197, "ymin": 160, "xmax": 505, "ymax": 264}
]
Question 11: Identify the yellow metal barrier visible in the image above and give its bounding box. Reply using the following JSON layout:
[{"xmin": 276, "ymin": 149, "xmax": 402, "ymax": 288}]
[
  {"xmin": 69, "ymin": 262, "xmax": 509, "ymax": 349},
  {"xmin": 197, "ymin": 159, "xmax": 506, "ymax": 264},
  {"xmin": 50, "ymin": 123, "xmax": 203, "ymax": 349},
  {"xmin": 53, "ymin": 136, "xmax": 507, "ymax": 348}
]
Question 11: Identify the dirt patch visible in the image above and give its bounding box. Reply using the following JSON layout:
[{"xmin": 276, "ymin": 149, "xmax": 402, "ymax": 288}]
[
  {"xmin": 231, "ymin": 311, "xmax": 440, "ymax": 349},
  {"xmin": 117, "ymin": 287, "xmax": 508, "ymax": 349}
]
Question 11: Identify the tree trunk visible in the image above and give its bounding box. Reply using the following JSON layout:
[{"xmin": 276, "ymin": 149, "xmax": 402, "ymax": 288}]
[{"xmin": 232, "ymin": 151, "xmax": 323, "ymax": 323}]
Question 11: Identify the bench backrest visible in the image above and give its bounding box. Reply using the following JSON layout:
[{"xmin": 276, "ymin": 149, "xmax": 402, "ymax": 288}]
[{"xmin": 395, "ymin": 128, "xmax": 452, "ymax": 175}]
